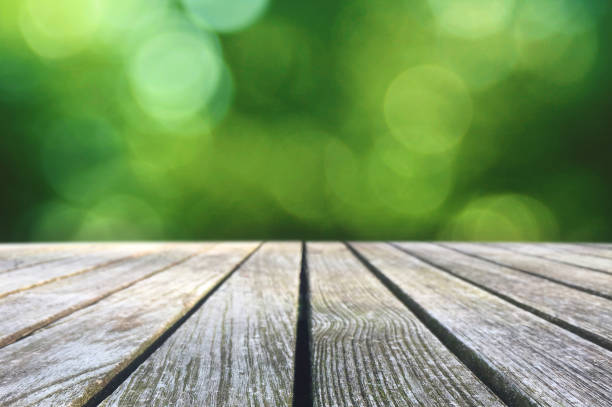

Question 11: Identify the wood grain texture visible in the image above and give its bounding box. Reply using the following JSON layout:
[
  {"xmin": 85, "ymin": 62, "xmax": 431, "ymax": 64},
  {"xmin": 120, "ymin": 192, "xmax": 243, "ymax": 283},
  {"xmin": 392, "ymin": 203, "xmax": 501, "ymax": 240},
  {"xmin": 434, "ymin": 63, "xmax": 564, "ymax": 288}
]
[
  {"xmin": 393, "ymin": 242, "xmax": 612, "ymax": 349},
  {"xmin": 101, "ymin": 242, "xmax": 301, "ymax": 407},
  {"xmin": 0, "ymin": 244, "xmax": 104, "ymax": 272},
  {"xmin": 442, "ymin": 242, "xmax": 612, "ymax": 299},
  {"xmin": 0, "ymin": 242, "xmax": 258, "ymax": 406},
  {"xmin": 307, "ymin": 242, "xmax": 503, "ymax": 407},
  {"xmin": 0, "ymin": 244, "xmax": 161, "ymax": 299},
  {"xmin": 556, "ymin": 243, "xmax": 612, "ymax": 260},
  {"xmin": 494, "ymin": 243, "xmax": 612, "ymax": 275},
  {"xmin": 0, "ymin": 245, "xmax": 208, "ymax": 348},
  {"xmin": 352, "ymin": 242, "xmax": 612, "ymax": 407}
]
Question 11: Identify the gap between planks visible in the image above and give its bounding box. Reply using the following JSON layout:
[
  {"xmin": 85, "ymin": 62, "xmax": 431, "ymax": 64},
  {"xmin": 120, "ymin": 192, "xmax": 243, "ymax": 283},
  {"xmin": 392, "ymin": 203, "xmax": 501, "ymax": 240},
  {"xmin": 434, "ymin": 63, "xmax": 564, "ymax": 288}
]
[
  {"xmin": 4, "ymin": 242, "xmax": 611, "ymax": 407},
  {"xmin": 437, "ymin": 243, "xmax": 612, "ymax": 301},
  {"xmin": 493, "ymin": 243, "xmax": 612, "ymax": 276},
  {"xmin": 351, "ymin": 242, "xmax": 612, "ymax": 406},
  {"xmin": 0, "ymin": 245, "xmax": 165, "ymax": 300},
  {"xmin": 344, "ymin": 243, "xmax": 527, "ymax": 407},
  {"xmin": 389, "ymin": 242, "xmax": 612, "ymax": 352},
  {"xmin": 84, "ymin": 243, "xmax": 264, "ymax": 406},
  {"xmin": 0, "ymin": 243, "xmax": 261, "ymax": 406}
]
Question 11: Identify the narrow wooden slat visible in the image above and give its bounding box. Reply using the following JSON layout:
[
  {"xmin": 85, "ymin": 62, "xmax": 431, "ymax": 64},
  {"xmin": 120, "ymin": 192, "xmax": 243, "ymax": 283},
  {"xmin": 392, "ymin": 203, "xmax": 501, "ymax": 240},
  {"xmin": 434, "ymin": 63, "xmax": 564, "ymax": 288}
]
[
  {"xmin": 0, "ymin": 242, "xmax": 259, "ymax": 406},
  {"xmin": 557, "ymin": 243, "xmax": 612, "ymax": 260},
  {"xmin": 352, "ymin": 242, "xmax": 612, "ymax": 406},
  {"xmin": 0, "ymin": 244, "xmax": 162, "ymax": 299},
  {"xmin": 0, "ymin": 243, "xmax": 98, "ymax": 251},
  {"xmin": 101, "ymin": 242, "xmax": 301, "ymax": 406},
  {"xmin": 307, "ymin": 243, "xmax": 503, "ymax": 406},
  {"xmin": 0, "ymin": 244, "xmax": 105, "ymax": 272},
  {"xmin": 587, "ymin": 243, "xmax": 612, "ymax": 249},
  {"xmin": 393, "ymin": 242, "xmax": 612, "ymax": 349},
  {"xmin": 0, "ymin": 245, "xmax": 209, "ymax": 348},
  {"xmin": 443, "ymin": 242, "xmax": 612, "ymax": 299},
  {"xmin": 494, "ymin": 243, "xmax": 612, "ymax": 275}
]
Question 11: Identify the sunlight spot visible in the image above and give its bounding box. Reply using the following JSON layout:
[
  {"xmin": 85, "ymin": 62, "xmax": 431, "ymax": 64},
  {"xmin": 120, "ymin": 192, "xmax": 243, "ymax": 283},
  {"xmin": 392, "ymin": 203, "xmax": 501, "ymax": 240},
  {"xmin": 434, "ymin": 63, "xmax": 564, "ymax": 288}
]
[
  {"xmin": 384, "ymin": 65, "xmax": 473, "ymax": 154},
  {"xmin": 367, "ymin": 136, "xmax": 455, "ymax": 217},
  {"xmin": 437, "ymin": 32, "xmax": 517, "ymax": 90},
  {"xmin": 129, "ymin": 29, "xmax": 223, "ymax": 123},
  {"xmin": 182, "ymin": 0, "xmax": 269, "ymax": 33},
  {"xmin": 440, "ymin": 193, "xmax": 558, "ymax": 240},
  {"xmin": 20, "ymin": 0, "xmax": 103, "ymax": 58},
  {"xmin": 428, "ymin": 0, "xmax": 515, "ymax": 39},
  {"xmin": 76, "ymin": 195, "xmax": 164, "ymax": 240}
]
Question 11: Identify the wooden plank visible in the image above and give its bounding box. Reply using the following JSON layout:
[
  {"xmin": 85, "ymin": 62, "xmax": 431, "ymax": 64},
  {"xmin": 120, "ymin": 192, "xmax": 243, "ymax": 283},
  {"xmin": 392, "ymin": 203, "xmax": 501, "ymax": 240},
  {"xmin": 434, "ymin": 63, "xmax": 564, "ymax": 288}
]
[
  {"xmin": 557, "ymin": 243, "xmax": 612, "ymax": 260},
  {"xmin": 0, "ymin": 244, "xmax": 163, "ymax": 299},
  {"xmin": 0, "ymin": 242, "xmax": 259, "ymax": 406},
  {"xmin": 307, "ymin": 242, "xmax": 503, "ymax": 406},
  {"xmin": 0, "ymin": 244, "xmax": 105, "ymax": 272},
  {"xmin": 0, "ymin": 245, "xmax": 209, "ymax": 348},
  {"xmin": 0, "ymin": 243, "xmax": 98, "ymax": 251},
  {"xmin": 443, "ymin": 242, "xmax": 612, "ymax": 299},
  {"xmin": 393, "ymin": 242, "xmax": 612, "ymax": 349},
  {"xmin": 587, "ymin": 243, "xmax": 612, "ymax": 250},
  {"xmin": 101, "ymin": 242, "xmax": 301, "ymax": 406},
  {"xmin": 494, "ymin": 243, "xmax": 612, "ymax": 275},
  {"xmin": 351, "ymin": 242, "xmax": 612, "ymax": 406}
]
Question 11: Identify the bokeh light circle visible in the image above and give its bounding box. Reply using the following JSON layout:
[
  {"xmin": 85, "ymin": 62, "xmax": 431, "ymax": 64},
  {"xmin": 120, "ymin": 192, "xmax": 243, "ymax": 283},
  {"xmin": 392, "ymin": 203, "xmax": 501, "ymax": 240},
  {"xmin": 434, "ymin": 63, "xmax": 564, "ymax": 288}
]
[
  {"xmin": 440, "ymin": 193, "xmax": 558, "ymax": 240},
  {"xmin": 129, "ymin": 29, "xmax": 223, "ymax": 122},
  {"xmin": 513, "ymin": 0, "xmax": 599, "ymax": 85},
  {"xmin": 367, "ymin": 136, "xmax": 455, "ymax": 216},
  {"xmin": 384, "ymin": 65, "xmax": 473, "ymax": 154},
  {"xmin": 437, "ymin": 33, "xmax": 517, "ymax": 90},
  {"xmin": 513, "ymin": 0, "xmax": 594, "ymax": 40},
  {"xmin": 98, "ymin": 0, "xmax": 170, "ymax": 42},
  {"xmin": 182, "ymin": 0, "xmax": 269, "ymax": 33},
  {"xmin": 428, "ymin": 0, "xmax": 515, "ymax": 39},
  {"xmin": 31, "ymin": 201, "xmax": 85, "ymax": 241},
  {"xmin": 20, "ymin": 0, "xmax": 104, "ymax": 58},
  {"xmin": 76, "ymin": 195, "xmax": 164, "ymax": 240}
]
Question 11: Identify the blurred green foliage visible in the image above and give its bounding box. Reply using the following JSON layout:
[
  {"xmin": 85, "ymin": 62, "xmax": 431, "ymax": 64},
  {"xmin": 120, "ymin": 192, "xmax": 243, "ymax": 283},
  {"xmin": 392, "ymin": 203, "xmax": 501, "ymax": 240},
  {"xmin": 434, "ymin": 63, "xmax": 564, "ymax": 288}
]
[{"xmin": 1, "ymin": 0, "xmax": 611, "ymax": 241}]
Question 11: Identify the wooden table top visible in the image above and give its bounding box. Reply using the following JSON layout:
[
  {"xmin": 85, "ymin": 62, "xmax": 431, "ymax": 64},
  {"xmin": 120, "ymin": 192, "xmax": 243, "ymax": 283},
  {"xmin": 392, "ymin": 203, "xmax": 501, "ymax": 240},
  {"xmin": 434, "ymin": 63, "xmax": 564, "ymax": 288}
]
[{"xmin": 0, "ymin": 242, "xmax": 610, "ymax": 406}]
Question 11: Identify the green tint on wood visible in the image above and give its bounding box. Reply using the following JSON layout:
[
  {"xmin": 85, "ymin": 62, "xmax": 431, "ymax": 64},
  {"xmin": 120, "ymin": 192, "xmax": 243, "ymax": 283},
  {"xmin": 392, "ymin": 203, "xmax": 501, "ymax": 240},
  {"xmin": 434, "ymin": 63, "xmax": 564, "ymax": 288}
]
[
  {"xmin": 353, "ymin": 242, "xmax": 612, "ymax": 406},
  {"xmin": 394, "ymin": 242, "xmax": 612, "ymax": 348},
  {"xmin": 0, "ymin": 245, "xmax": 207, "ymax": 348},
  {"xmin": 0, "ymin": 243, "xmax": 258, "ymax": 406},
  {"xmin": 100, "ymin": 242, "xmax": 301, "ymax": 406},
  {"xmin": 0, "ymin": 242, "xmax": 611, "ymax": 406},
  {"xmin": 307, "ymin": 242, "xmax": 503, "ymax": 406}
]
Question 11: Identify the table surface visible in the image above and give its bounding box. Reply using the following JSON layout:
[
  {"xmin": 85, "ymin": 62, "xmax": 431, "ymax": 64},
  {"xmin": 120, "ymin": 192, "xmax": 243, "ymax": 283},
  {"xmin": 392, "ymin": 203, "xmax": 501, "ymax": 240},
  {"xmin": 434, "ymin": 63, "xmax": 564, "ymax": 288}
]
[{"xmin": 0, "ymin": 242, "xmax": 611, "ymax": 406}]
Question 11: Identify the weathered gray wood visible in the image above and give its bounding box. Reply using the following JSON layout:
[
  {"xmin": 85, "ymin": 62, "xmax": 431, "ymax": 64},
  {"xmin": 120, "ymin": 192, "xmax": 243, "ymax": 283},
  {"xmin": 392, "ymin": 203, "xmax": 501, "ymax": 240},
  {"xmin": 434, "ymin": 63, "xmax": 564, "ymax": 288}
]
[
  {"xmin": 0, "ymin": 243, "xmax": 97, "ymax": 251},
  {"xmin": 494, "ymin": 243, "xmax": 612, "ymax": 275},
  {"xmin": 0, "ymin": 244, "xmax": 161, "ymax": 299},
  {"xmin": 0, "ymin": 244, "xmax": 104, "ymax": 272},
  {"xmin": 558, "ymin": 243, "xmax": 612, "ymax": 260},
  {"xmin": 443, "ymin": 242, "xmax": 612, "ymax": 299},
  {"xmin": 393, "ymin": 242, "xmax": 612, "ymax": 349},
  {"xmin": 101, "ymin": 242, "xmax": 300, "ymax": 406},
  {"xmin": 586, "ymin": 243, "xmax": 612, "ymax": 250},
  {"xmin": 352, "ymin": 242, "xmax": 612, "ymax": 406},
  {"xmin": 307, "ymin": 242, "xmax": 503, "ymax": 407},
  {"xmin": 0, "ymin": 242, "xmax": 259, "ymax": 406},
  {"xmin": 0, "ymin": 245, "xmax": 209, "ymax": 348}
]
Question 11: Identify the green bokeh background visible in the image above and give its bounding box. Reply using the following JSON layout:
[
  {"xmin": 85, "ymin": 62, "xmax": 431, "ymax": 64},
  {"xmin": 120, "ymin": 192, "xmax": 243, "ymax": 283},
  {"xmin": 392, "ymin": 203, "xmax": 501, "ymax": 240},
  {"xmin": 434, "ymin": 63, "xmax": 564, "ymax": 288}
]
[{"xmin": 1, "ymin": 0, "xmax": 611, "ymax": 241}]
